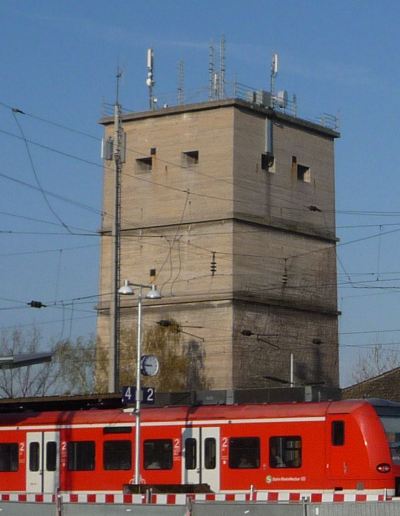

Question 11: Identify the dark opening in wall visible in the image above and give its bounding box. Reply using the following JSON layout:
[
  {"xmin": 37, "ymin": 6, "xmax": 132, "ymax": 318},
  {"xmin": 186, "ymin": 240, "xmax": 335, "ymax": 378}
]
[
  {"xmin": 136, "ymin": 156, "xmax": 152, "ymax": 173},
  {"xmin": 292, "ymin": 156, "xmax": 311, "ymax": 183},
  {"xmin": 182, "ymin": 150, "xmax": 199, "ymax": 167}
]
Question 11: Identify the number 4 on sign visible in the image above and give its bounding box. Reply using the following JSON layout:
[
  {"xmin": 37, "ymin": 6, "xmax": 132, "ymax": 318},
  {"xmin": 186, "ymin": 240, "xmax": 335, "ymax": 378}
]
[
  {"xmin": 122, "ymin": 386, "xmax": 155, "ymax": 404},
  {"xmin": 122, "ymin": 386, "xmax": 136, "ymax": 404}
]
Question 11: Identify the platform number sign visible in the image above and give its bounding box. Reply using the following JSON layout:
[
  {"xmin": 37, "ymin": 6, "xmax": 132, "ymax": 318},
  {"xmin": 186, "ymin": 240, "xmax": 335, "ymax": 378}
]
[
  {"xmin": 122, "ymin": 386, "xmax": 155, "ymax": 405},
  {"xmin": 143, "ymin": 387, "xmax": 155, "ymax": 404}
]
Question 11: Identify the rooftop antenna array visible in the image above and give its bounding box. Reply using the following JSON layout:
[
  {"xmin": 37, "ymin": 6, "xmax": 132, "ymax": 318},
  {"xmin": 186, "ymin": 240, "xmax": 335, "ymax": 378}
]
[
  {"xmin": 209, "ymin": 36, "xmax": 226, "ymax": 100},
  {"xmin": 146, "ymin": 48, "xmax": 156, "ymax": 110},
  {"xmin": 177, "ymin": 59, "xmax": 185, "ymax": 105}
]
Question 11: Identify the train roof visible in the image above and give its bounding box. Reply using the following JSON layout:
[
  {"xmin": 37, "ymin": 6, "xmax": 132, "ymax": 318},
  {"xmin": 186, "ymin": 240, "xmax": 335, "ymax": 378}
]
[
  {"xmin": 0, "ymin": 386, "xmax": 342, "ymax": 414},
  {"xmin": 0, "ymin": 399, "xmax": 383, "ymax": 428}
]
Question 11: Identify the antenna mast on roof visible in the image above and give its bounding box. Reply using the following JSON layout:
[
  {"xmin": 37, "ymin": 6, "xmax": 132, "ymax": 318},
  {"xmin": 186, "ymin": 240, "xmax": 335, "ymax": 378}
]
[
  {"xmin": 209, "ymin": 41, "xmax": 216, "ymax": 100},
  {"xmin": 270, "ymin": 53, "xmax": 278, "ymax": 107},
  {"xmin": 177, "ymin": 60, "xmax": 185, "ymax": 105},
  {"xmin": 219, "ymin": 35, "xmax": 226, "ymax": 98},
  {"xmin": 146, "ymin": 48, "xmax": 155, "ymax": 110}
]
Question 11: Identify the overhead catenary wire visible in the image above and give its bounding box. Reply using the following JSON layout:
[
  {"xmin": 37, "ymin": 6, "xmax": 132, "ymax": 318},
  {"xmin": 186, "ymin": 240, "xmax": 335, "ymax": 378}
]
[
  {"xmin": 2, "ymin": 105, "xmax": 400, "ymax": 360},
  {"xmin": 5, "ymin": 101, "xmax": 400, "ymax": 222},
  {"xmin": 2, "ymin": 110, "xmax": 400, "ymax": 248},
  {"xmin": 0, "ymin": 103, "xmax": 385, "ymax": 221},
  {"xmin": 11, "ymin": 109, "xmax": 74, "ymax": 234}
]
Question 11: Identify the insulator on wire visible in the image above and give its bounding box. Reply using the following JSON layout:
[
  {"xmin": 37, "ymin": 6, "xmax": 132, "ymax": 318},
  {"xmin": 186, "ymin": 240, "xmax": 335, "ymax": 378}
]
[
  {"xmin": 282, "ymin": 259, "xmax": 288, "ymax": 285},
  {"xmin": 210, "ymin": 252, "xmax": 217, "ymax": 276},
  {"xmin": 28, "ymin": 300, "xmax": 46, "ymax": 309}
]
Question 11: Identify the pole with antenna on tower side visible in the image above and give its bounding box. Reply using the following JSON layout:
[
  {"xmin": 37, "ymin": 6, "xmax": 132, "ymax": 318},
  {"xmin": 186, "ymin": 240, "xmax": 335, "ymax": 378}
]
[{"xmin": 108, "ymin": 69, "xmax": 123, "ymax": 393}]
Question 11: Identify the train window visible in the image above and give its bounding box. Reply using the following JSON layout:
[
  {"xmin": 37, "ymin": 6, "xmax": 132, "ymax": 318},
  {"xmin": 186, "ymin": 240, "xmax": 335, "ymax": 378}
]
[
  {"xmin": 144, "ymin": 439, "xmax": 173, "ymax": 470},
  {"xmin": 184, "ymin": 438, "xmax": 197, "ymax": 470},
  {"xmin": 67, "ymin": 441, "xmax": 95, "ymax": 471},
  {"xmin": 29, "ymin": 442, "xmax": 39, "ymax": 472},
  {"xmin": 378, "ymin": 415, "xmax": 400, "ymax": 464},
  {"xmin": 205, "ymin": 438, "xmax": 216, "ymax": 470},
  {"xmin": 269, "ymin": 436, "xmax": 302, "ymax": 468},
  {"xmin": 332, "ymin": 421, "xmax": 345, "ymax": 446},
  {"xmin": 103, "ymin": 426, "xmax": 132, "ymax": 434},
  {"xmin": 229, "ymin": 437, "xmax": 260, "ymax": 469},
  {"xmin": 0, "ymin": 443, "xmax": 18, "ymax": 472},
  {"xmin": 46, "ymin": 442, "xmax": 57, "ymax": 472},
  {"xmin": 103, "ymin": 440, "xmax": 131, "ymax": 470}
]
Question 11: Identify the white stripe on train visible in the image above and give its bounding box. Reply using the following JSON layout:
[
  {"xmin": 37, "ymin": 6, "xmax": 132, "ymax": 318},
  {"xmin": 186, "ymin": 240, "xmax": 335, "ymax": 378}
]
[{"xmin": 0, "ymin": 416, "xmax": 326, "ymax": 432}]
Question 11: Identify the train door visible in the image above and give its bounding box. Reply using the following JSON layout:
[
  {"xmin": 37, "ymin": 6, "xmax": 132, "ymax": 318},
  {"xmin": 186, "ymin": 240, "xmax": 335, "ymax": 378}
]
[
  {"xmin": 26, "ymin": 431, "xmax": 59, "ymax": 493},
  {"xmin": 326, "ymin": 417, "xmax": 349, "ymax": 484},
  {"xmin": 182, "ymin": 427, "xmax": 220, "ymax": 492}
]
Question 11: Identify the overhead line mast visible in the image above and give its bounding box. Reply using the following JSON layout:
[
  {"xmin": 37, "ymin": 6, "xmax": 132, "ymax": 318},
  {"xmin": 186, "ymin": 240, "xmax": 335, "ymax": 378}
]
[{"xmin": 108, "ymin": 69, "xmax": 124, "ymax": 393}]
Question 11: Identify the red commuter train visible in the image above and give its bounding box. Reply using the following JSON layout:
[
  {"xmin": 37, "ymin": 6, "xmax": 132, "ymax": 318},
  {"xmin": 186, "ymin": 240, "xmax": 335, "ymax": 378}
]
[{"xmin": 0, "ymin": 398, "xmax": 399, "ymax": 496}]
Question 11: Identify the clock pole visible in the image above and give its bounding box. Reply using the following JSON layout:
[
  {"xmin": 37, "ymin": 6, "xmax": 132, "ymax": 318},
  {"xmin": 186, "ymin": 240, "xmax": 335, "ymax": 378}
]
[
  {"xmin": 118, "ymin": 276, "xmax": 161, "ymax": 485},
  {"xmin": 135, "ymin": 286, "xmax": 143, "ymax": 485}
]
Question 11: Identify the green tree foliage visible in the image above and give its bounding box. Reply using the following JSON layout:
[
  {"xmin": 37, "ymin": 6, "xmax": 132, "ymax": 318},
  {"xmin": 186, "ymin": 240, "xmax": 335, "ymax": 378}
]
[
  {"xmin": 119, "ymin": 321, "xmax": 189, "ymax": 391},
  {"xmin": 96, "ymin": 319, "xmax": 208, "ymax": 393}
]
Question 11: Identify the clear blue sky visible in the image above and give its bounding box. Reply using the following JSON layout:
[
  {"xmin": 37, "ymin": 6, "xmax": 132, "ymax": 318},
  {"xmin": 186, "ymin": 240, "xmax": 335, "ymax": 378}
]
[{"xmin": 1, "ymin": 0, "xmax": 400, "ymax": 387}]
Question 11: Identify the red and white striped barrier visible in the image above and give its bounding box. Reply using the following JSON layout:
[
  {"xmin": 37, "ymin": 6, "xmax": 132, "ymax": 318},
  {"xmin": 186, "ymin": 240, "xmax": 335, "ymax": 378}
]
[
  {"xmin": 0, "ymin": 494, "xmax": 56, "ymax": 503},
  {"xmin": 0, "ymin": 491, "xmax": 395, "ymax": 505}
]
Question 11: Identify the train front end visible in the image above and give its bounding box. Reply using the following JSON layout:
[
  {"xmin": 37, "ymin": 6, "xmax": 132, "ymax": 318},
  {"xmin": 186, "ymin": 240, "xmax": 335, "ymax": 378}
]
[{"xmin": 369, "ymin": 399, "xmax": 400, "ymax": 497}]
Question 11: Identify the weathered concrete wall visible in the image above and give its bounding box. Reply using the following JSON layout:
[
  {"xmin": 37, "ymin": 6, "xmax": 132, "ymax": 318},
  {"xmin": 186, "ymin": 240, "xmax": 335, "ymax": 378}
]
[{"xmin": 97, "ymin": 100, "xmax": 339, "ymax": 390}]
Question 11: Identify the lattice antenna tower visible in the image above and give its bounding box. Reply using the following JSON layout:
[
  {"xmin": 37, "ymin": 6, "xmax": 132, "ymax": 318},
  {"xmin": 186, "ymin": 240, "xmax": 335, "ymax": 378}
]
[
  {"xmin": 177, "ymin": 60, "xmax": 185, "ymax": 105},
  {"xmin": 219, "ymin": 35, "xmax": 226, "ymax": 98},
  {"xmin": 209, "ymin": 41, "xmax": 216, "ymax": 100}
]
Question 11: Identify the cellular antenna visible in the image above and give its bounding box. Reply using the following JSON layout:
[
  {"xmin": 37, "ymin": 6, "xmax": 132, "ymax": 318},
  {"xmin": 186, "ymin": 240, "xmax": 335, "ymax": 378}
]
[
  {"xmin": 272, "ymin": 53, "xmax": 279, "ymax": 76},
  {"xmin": 270, "ymin": 53, "xmax": 279, "ymax": 107},
  {"xmin": 146, "ymin": 48, "xmax": 155, "ymax": 110}
]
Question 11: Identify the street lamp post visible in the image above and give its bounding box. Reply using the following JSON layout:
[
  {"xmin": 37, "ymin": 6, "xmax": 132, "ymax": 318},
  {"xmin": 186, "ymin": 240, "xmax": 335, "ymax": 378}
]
[{"xmin": 118, "ymin": 279, "xmax": 161, "ymax": 485}]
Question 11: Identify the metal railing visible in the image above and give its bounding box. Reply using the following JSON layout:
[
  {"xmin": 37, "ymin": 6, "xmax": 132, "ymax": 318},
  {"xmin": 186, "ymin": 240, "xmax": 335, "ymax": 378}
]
[{"xmin": 102, "ymin": 80, "xmax": 339, "ymax": 132}]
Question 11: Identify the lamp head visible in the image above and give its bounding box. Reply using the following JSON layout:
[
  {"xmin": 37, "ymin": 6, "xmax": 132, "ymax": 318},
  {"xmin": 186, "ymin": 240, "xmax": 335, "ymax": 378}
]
[
  {"xmin": 118, "ymin": 279, "xmax": 134, "ymax": 296},
  {"xmin": 146, "ymin": 284, "xmax": 161, "ymax": 300}
]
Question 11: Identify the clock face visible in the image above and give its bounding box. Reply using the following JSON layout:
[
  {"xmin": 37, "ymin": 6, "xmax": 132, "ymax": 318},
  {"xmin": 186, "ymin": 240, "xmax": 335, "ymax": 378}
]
[{"xmin": 140, "ymin": 355, "xmax": 159, "ymax": 377}]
